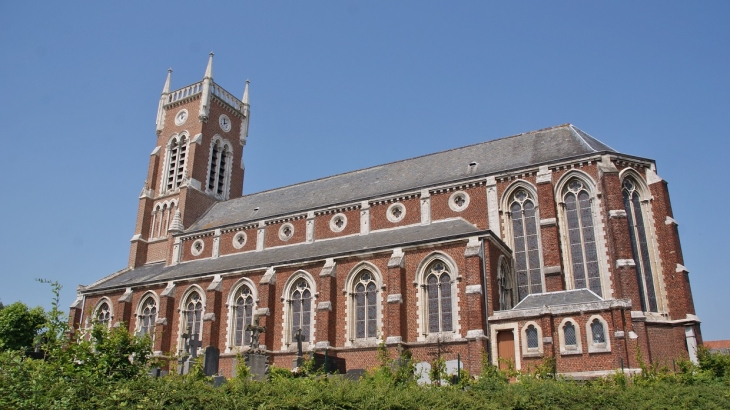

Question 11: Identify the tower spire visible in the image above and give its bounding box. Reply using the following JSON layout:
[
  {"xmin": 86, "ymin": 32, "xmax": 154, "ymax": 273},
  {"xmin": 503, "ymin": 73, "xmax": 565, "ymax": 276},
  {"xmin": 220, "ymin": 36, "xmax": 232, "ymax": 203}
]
[
  {"xmin": 156, "ymin": 68, "xmax": 173, "ymax": 133},
  {"xmin": 240, "ymin": 80, "xmax": 250, "ymax": 145},
  {"xmin": 199, "ymin": 52, "xmax": 214, "ymax": 120},
  {"xmin": 204, "ymin": 52, "xmax": 214, "ymax": 79}
]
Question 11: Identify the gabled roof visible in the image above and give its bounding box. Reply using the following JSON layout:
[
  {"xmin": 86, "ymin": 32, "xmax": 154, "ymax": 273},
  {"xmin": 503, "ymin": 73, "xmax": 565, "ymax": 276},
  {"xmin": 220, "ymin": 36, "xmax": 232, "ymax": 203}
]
[
  {"xmin": 86, "ymin": 218, "xmax": 488, "ymax": 292},
  {"xmin": 188, "ymin": 124, "xmax": 616, "ymax": 232},
  {"xmin": 512, "ymin": 289, "xmax": 603, "ymax": 310}
]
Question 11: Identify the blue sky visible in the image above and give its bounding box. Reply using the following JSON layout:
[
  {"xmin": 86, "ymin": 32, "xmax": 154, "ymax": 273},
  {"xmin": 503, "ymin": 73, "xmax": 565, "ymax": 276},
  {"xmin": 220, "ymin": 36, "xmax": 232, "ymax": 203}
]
[{"xmin": 0, "ymin": 2, "xmax": 727, "ymax": 340}]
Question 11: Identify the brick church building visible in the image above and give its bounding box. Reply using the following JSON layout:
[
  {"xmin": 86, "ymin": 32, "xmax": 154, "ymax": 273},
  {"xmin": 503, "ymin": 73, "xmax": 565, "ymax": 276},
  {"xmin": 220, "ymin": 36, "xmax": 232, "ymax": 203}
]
[{"xmin": 70, "ymin": 56, "xmax": 701, "ymax": 379}]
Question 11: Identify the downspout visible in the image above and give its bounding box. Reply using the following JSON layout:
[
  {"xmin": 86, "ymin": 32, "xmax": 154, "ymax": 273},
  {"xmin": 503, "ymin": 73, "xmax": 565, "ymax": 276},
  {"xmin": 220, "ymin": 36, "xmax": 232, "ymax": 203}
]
[{"xmin": 481, "ymin": 238, "xmax": 491, "ymax": 365}]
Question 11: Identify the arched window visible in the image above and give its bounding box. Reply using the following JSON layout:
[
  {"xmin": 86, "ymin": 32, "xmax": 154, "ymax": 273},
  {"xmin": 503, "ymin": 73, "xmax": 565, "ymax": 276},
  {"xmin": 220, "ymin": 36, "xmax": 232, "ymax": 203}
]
[
  {"xmin": 497, "ymin": 257, "xmax": 516, "ymax": 311},
  {"xmin": 622, "ymin": 177, "xmax": 658, "ymax": 312},
  {"xmin": 289, "ymin": 279, "xmax": 312, "ymax": 344},
  {"xmin": 562, "ymin": 178, "xmax": 602, "ymax": 296},
  {"xmin": 137, "ymin": 296, "xmax": 157, "ymax": 338},
  {"xmin": 95, "ymin": 301, "xmax": 111, "ymax": 326},
  {"xmin": 164, "ymin": 134, "xmax": 188, "ymax": 192},
  {"xmin": 563, "ymin": 322, "xmax": 577, "ymax": 348},
  {"xmin": 233, "ymin": 285, "xmax": 255, "ymax": 347},
  {"xmin": 425, "ymin": 260, "xmax": 453, "ymax": 334},
  {"xmin": 182, "ymin": 291, "xmax": 203, "ymax": 337},
  {"xmin": 207, "ymin": 138, "xmax": 232, "ymax": 199},
  {"xmin": 590, "ymin": 319, "xmax": 605, "ymax": 344},
  {"xmin": 352, "ymin": 270, "xmax": 377, "ymax": 339},
  {"xmin": 507, "ymin": 188, "xmax": 543, "ymax": 300},
  {"xmin": 526, "ymin": 325, "xmax": 539, "ymax": 350},
  {"xmin": 586, "ymin": 315, "xmax": 611, "ymax": 352}
]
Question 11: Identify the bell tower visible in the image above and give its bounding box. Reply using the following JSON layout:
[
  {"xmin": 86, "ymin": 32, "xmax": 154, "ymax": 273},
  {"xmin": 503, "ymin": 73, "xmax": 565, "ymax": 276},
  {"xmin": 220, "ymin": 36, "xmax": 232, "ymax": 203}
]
[{"xmin": 129, "ymin": 54, "xmax": 250, "ymax": 268}]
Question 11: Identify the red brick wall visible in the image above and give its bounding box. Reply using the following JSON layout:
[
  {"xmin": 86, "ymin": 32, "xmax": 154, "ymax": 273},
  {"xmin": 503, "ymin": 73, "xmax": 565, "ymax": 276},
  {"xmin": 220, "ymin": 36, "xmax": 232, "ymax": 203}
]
[
  {"xmin": 265, "ymin": 218, "xmax": 307, "ymax": 249},
  {"xmin": 370, "ymin": 197, "xmax": 420, "ymax": 231},
  {"xmin": 430, "ymin": 185, "xmax": 489, "ymax": 229},
  {"xmin": 218, "ymin": 227, "xmax": 257, "ymax": 256},
  {"xmin": 315, "ymin": 208, "xmax": 360, "ymax": 240}
]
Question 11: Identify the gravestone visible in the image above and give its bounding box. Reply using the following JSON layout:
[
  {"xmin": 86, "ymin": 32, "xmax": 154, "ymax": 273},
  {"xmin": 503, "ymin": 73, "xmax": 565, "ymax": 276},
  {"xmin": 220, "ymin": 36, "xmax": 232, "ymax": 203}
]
[
  {"xmin": 344, "ymin": 368, "xmax": 366, "ymax": 381},
  {"xmin": 243, "ymin": 315, "xmax": 269, "ymax": 381},
  {"xmin": 177, "ymin": 327, "xmax": 201, "ymax": 375},
  {"xmin": 245, "ymin": 352, "xmax": 269, "ymax": 381},
  {"xmin": 312, "ymin": 352, "xmax": 346, "ymax": 374},
  {"xmin": 203, "ymin": 346, "xmax": 220, "ymax": 376},
  {"xmin": 415, "ymin": 361, "xmax": 432, "ymax": 385}
]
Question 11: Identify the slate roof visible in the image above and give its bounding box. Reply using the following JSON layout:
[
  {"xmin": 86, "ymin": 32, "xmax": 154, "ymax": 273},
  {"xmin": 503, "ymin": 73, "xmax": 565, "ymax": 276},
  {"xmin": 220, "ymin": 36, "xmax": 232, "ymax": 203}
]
[
  {"xmin": 512, "ymin": 289, "xmax": 603, "ymax": 310},
  {"xmin": 86, "ymin": 219, "xmax": 486, "ymax": 292},
  {"xmin": 188, "ymin": 124, "xmax": 616, "ymax": 232}
]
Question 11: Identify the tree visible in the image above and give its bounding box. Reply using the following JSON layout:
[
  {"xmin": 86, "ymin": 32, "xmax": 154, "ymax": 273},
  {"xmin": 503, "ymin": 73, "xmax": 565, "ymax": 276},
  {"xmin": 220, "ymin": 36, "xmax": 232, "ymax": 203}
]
[{"xmin": 0, "ymin": 302, "xmax": 45, "ymax": 352}]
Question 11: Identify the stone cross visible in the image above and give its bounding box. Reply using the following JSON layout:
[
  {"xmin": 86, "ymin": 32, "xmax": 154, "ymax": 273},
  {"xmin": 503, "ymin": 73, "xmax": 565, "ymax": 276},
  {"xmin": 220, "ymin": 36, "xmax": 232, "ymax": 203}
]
[
  {"xmin": 189, "ymin": 334, "xmax": 202, "ymax": 358},
  {"xmin": 245, "ymin": 315, "xmax": 266, "ymax": 352},
  {"xmin": 294, "ymin": 328, "xmax": 305, "ymax": 360}
]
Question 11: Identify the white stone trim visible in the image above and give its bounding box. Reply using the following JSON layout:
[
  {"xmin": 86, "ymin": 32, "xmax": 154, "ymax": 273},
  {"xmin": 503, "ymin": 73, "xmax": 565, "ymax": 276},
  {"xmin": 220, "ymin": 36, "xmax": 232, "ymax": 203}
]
[
  {"xmin": 665, "ymin": 216, "xmax": 678, "ymax": 226},
  {"xmin": 539, "ymin": 218, "xmax": 557, "ymax": 226},
  {"xmin": 554, "ymin": 170, "xmax": 612, "ymax": 299},
  {"xmin": 278, "ymin": 223, "xmax": 294, "ymax": 242},
  {"xmin": 232, "ymin": 231, "xmax": 247, "ymax": 249},
  {"xmin": 536, "ymin": 165, "xmax": 552, "ymax": 184},
  {"xmin": 490, "ymin": 322, "xmax": 521, "ymax": 370},
  {"xmin": 413, "ymin": 252, "xmax": 461, "ymax": 342},
  {"xmin": 448, "ymin": 190, "xmax": 470, "ymax": 212},
  {"xmin": 174, "ymin": 108, "xmax": 189, "ymax": 126},
  {"xmin": 260, "ymin": 267, "xmax": 276, "ymax": 285},
  {"xmin": 521, "ymin": 321, "xmax": 544, "ymax": 357},
  {"xmin": 386, "ymin": 202, "xmax": 406, "ymax": 223},
  {"xmin": 224, "ymin": 277, "xmax": 258, "ymax": 353},
  {"xmin": 585, "ymin": 314, "xmax": 611, "ymax": 353},
  {"xmin": 329, "ymin": 213, "xmax": 347, "ymax": 233},
  {"xmin": 360, "ymin": 201, "xmax": 370, "ymax": 235},
  {"xmin": 90, "ymin": 297, "xmax": 114, "ymax": 328},
  {"xmin": 609, "ymin": 210, "xmax": 627, "ymax": 218},
  {"xmin": 465, "ymin": 285, "xmax": 482, "ymax": 294},
  {"xmin": 558, "ymin": 317, "xmax": 583, "ymax": 355},
  {"xmin": 207, "ymin": 274, "xmax": 223, "ymax": 292},
  {"xmin": 118, "ymin": 287, "xmax": 133, "ymax": 303},
  {"xmin": 204, "ymin": 135, "xmax": 233, "ymax": 200},
  {"xmin": 177, "ymin": 285, "xmax": 206, "ymax": 355},
  {"xmin": 280, "ymin": 270, "xmax": 317, "ymax": 350},
  {"xmin": 256, "ymin": 222, "xmax": 265, "ymax": 251},
  {"xmin": 387, "ymin": 294, "xmax": 403, "ymax": 304},
  {"xmin": 485, "ymin": 177, "xmax": 500, "ymax": 237},
  {"xmin": 616, "ymin": 259, "xmax": 636, "ymax": 268},
  {"xmin": 342, "ymin": 262, "xmax": 384, "ymax": 346},
  {"xmin": 190, "ymin": 239, "xmax": 204, "ymax": 256},
  {"xmin": 420, "ymin": 189, "xmax": 431, "ymax": 225},
  {"xmin": 500, "ymin": 179, "xmax": 547, "ymax": 294},
  {"xmin": 490, "ymin": 297, "xmax": 631, "ymax": 321}
]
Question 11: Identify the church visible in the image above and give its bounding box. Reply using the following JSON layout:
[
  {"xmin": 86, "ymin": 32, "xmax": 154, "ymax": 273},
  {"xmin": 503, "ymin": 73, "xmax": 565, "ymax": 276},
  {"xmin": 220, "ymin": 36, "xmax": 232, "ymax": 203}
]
[{"xmin": 70, "ymin": 55, "xmax": 702, "ymax": 379}]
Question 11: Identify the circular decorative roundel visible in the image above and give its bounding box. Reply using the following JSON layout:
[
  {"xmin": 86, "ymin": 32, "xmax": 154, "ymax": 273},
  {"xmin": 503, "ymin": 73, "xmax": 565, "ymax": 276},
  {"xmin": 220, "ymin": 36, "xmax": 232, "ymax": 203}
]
[
  {"xmin": 191, "ymin": 239, "xmax": 205, "ymax": 256},
  {"xmin": 232, "ymin": 231, "xmax": 247, "ymax": 249},
  {"xmin": 175, "ymin": 109, "xmax": 188, "ymax": 126},
  {"xmin": 448, "ymin": 191, "xmax": 470, "ymax": 212},
  {"xmin": 279, "ymin": 223, "xmax": 294, "ymax": 241},
  {"xmin": 386, "ymin": 203, "xmax": 406, "ymax": 223},
  {"xmin": 219, "ymin": 114, "xmax": 232, "ymax": 132},
  {"xmin": 330, "ymin": 213, "xmax": 347, "ymax": 233}
]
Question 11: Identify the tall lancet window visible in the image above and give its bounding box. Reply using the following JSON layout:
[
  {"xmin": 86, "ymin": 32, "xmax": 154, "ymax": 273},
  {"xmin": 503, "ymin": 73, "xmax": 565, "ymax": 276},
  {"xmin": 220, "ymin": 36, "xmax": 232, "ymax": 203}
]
[
  {"xmin": 182, "ymin": 291, "xmax": 203, "ymax": 337},
  {"xmin": 425, "ymin": 261, "xmax": 453, "ymax": 333},
  {"xmin": 622, "ymin": 178, "xmax": 658, "ymax": 312},
  {"xmin": 137, "ymin": 296, "xmax": 157, "ymax": 339},
  {"xmin": 353, "ymin": 270, "xmax": 377, "ymax": 339},
  {"xmin": 289, "ymin": 279, "xmax": 312, "ymax": 343},
  {"xmin": 563, "ymin": 179, "xmax": 602, "ymax": 296},
  {"xmin": 508, "ymin": 188, "xmax": 543, "ymax": 300},
  {"xmin": 165, "ymin": 135, "xmax": 188, "ymax": 192},
  {"xmin": 233, "ymin": 285, "xmax": 255, "ymax": 347},
  {"xmin": 207, "ymin": 139, "xmax": 231, "ymax": 199}
]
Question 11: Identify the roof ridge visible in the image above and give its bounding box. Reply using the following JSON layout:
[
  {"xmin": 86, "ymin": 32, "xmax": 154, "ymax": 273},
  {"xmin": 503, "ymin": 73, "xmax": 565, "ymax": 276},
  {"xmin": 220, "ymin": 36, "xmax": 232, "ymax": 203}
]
[{"xmin": 222, "ymin": 124, "xmax": 577, "ymax": 202}]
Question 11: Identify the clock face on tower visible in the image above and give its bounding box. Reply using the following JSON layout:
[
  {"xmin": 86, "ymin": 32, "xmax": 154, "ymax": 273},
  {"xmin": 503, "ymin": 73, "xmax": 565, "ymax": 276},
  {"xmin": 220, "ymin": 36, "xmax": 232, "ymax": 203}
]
[
  {"xmin": 219, "ymin": 114, "xmax": 231, "ymax": 132},
  {"xmin": 174, "ymin": 109, "xmax": 188, "ymax": 126}
]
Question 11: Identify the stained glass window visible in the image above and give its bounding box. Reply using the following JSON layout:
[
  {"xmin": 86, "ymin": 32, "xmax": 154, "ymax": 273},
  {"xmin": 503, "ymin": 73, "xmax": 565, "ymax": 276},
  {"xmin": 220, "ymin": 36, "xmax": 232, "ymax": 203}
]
[
  {"xmin": 564, "ymin": 322, "xmax": 577, "ymax": 347},
  {"xmin": 233, "ymin": 286, "xmax": 254, "ymax": 347},
  {"xmin": 564, "ymin": 179, "xmax": 602, "ymax": 296},
  {"xmin": 509, "ymin": 189, "xmax": 543, "ymax": 301},
  {"xmin": 183, "ymin": 291, "xmax": 203, "ymax": 337},
  {"xmin": 426, "ymin": 261, "xmax": 453, "ymax": 333},
  {"xmin": 622, "ymin": 178, "xmax": 658, "ymax": 312},
  {"xmin": 591, "ymin": 319, "xmax": 606, "ymax": 344},
  {"xmin": 290, "ymin": 279, "xmax": 312, "ymax": 343},
  {"xmin": 353, "ymin": 271, "xmax": 378, "ymax": 339},
  {"xmin": 138, "ymin": 297, "xmax": 157, "ymax": 338},
  {"xmin": 526, "ymin": 325, "xmax": 539, "ymax": 349}
]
